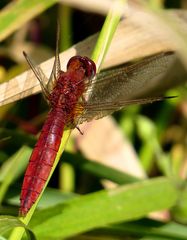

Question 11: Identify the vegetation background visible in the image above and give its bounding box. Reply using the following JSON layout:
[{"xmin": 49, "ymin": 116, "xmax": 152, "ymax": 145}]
[{"xmin": 0, "ymin": 0, "xmax": 187, "ymax": 239}]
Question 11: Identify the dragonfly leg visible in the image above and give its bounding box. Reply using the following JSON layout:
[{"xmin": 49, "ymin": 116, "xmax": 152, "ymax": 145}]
[{"xmin": 76, "ymin": 126, "xmax": 84, "ymax": 135}]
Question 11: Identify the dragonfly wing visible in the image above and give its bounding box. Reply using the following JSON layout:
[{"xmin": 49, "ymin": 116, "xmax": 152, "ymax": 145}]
[
  {"xmin": 76, "ymin": 96, "xmax": 170, "ymax": 125},
  {"xmin": 84, "ymin": 52, "xmax": 174, "ymax": 104},
  {"xmin": 23, "ymin": 51, "xmax": 50, "ymax": 100},
  {"xmin": 75, "ymin": 52, "xmax": 174, "ymax": 125},
  {"xmin": 47, "ymin": 22, "xmax": 61, "ymax": 92}
]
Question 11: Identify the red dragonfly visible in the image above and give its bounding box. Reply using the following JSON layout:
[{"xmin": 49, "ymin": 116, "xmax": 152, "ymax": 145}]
[{"xmin": 19, "ymin": 30, "xmax": 173, "ymax": 216}]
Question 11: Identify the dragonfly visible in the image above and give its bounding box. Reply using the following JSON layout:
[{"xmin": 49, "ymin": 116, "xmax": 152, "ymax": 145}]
[{"xmin": 19, "ymin": 28, "xmax": 174, "ymax": 216}]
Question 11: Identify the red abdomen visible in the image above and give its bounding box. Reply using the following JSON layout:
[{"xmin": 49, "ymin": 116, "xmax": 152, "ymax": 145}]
[{"xmin": 19, "ymin": 107, "xmax": 65, "ymax": 216}]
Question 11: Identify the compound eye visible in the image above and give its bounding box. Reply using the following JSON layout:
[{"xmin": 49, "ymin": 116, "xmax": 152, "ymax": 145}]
[
  {"xmin": 82, "ymin": 56, "xmax": 96, "ymax": 78},
  {"xmin": 67, "ymin": 56, "xmax": 96, "ymax": 78}
]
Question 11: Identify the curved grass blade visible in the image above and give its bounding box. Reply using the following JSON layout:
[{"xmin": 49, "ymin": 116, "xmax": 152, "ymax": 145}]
[
  {"xmin": 91, "ymin": 0, "xmax": 127, "ymax": 68},
  {"xmin": 8, "ymin": 131, "xmax": 71, "ymax": 240},
  {"xmin": 0, "ymin": 146, "xmax": 32, "ymax": 204},
  {"xmin": 31, "ymin": 177, "xmax": 178, "ymax": 239},
  {"xmin": 0, "ymin": 0, "xmax": 58, "ymax": 42},
  {"xmin": 0, "ymin": 216, "xmax": 36, "ymax": 240}
]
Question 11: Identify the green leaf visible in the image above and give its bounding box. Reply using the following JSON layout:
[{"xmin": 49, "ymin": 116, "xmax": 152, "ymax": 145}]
[
  {"xmin": 0, "ymin": 216, "xmax": 36, "ymax": 240},
  {"xmin": 63, "ymin": 151, "xmax": 140, "ymax": 184},
  {"xmin": 88, "ymin": 219, "xmax": 187, "ymax": 240},
  {"xmin": 31, "ymin": 177, "xmax": 178, "ymax": 239},
  {"xmin": 0, "ymin": 0, "xmax": 58, "ymax": 41},
  {"xmin": 91, "ymin": 0, "xmax": 127, "ymax": 69},
  {"xmin": 171, "ymin": 184, "xmax": 187, "ymax": 224},
  {"xmin": 0, "ymin": 146, "xmax": 32, "ymax": 204},
  {"xmin": 136, "ymin": 115, "xmax": 156, "ymax": 141}
]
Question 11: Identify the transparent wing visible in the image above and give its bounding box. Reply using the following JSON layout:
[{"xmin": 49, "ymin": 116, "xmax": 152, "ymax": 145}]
[
  {"xmin": 23, "ymin": 51, "xmax": 50, "ymax": 100},
  {"xmin": 22, "ymin": 23, "xmax": 62, "ymax": 101},
  {"xmin": 47, "ymin": 22, "xmax": 62, "ymax": 92},
  {"xmin": 76, "ymin": 96, "xmax": 173, "ymax": 126},
  {"xmin": 74, "ymin": 52, "xmax": 174, "ymax": 125},
  {"xmin": 83, "ymin": 52, "xmax": 174, "ymax": 103}
]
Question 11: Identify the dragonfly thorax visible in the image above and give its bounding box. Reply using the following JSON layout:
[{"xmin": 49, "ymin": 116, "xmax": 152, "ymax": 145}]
[{"xmin": 49, "ymin": 71, "xmax": 85, "ymax": 109}]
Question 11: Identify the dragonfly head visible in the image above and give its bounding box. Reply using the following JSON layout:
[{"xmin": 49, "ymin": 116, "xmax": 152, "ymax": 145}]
[{"xmin": 67, "ymin": 56, "xmax": 96, "ymax": 79}]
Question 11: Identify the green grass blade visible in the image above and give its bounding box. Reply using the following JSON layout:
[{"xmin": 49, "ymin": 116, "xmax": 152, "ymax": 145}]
[
  {"xmin": 91, "ymin": 0, "xmax": 127, "ymax": 69},
  {"xmin": 0, "ymin": 215, "xmax": 36, "ymax": 240},
  {"xmin": 0, "ymin": 146, "xmax": 32, "ymax": 204},
  {"xmin": 63, "ymin": 152, "xmax": 140, "ymax": 184},
  {"xmin": 31, "ymin": 177, "xmax": 178, "ymax": 239},
  {"xmin": 0, "ymin": 0, "xmax": 58, "ymax": 42},
  {"xmin": 8, "ymin": 130, "xmax": 71, "ymax": 240},
  {"xmin": 89, "ymin": 219, "xmax": 187, "ymax": 239}
]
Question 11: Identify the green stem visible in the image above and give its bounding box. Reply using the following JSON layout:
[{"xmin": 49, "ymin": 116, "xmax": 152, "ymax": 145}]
[
  {"xmin": 91, "ymin": 0, "xmax": 127, "ymax": 70},
  {"xmin": 9, "ymin": 131, "xmax": 71, "ymax": 240},
  {"xmin": 59, "ymin": 4, "xmax": 72, "ymax": 51}
]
